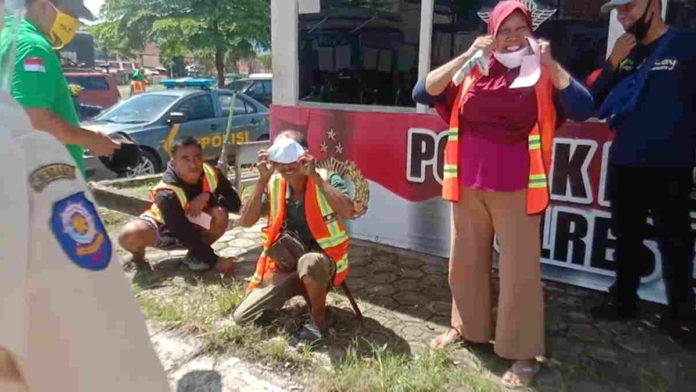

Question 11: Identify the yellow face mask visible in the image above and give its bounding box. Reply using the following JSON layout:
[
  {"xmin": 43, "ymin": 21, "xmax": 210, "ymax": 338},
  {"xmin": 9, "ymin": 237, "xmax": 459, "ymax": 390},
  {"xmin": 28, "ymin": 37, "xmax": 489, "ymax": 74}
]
[{"xmin": 49, "ymin": 4, "xmax": 79, "ymax": 50}]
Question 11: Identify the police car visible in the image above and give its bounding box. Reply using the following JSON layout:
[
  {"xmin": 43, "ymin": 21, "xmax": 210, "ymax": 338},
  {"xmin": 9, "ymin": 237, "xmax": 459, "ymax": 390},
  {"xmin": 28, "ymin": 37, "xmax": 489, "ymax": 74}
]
[{"xmin": 83, "ymin": 81, "xmax": 269, "ymax": 180}]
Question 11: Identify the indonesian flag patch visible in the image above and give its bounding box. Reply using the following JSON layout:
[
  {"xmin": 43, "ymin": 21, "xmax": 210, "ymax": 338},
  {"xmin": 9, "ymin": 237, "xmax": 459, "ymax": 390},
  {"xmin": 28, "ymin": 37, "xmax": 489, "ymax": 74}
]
[{"xmin": 24, "ymin": 57, "xmax": 46, "ymax": 72}]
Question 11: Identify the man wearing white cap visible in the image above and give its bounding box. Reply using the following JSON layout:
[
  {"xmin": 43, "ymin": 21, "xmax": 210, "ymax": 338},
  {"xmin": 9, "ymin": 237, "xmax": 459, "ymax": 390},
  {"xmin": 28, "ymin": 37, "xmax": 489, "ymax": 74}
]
[
  {"xmin": 0, "ymin": 1, "xmax": 170, "ymax": 390},
  {"xmin": 589, "ymin": 0, "xmax": 696, "ymax": 345},
  {"xmin": 235, "ymin": 131, "xmax": 356, "ymax": 346}
]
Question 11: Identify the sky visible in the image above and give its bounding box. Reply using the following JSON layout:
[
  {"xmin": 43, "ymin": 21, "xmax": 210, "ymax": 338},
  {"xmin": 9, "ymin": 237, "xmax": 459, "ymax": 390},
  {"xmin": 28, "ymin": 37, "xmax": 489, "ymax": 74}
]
[{"xmin": 84, "ymin": 0, "xmax": 105, "ymax": 17}]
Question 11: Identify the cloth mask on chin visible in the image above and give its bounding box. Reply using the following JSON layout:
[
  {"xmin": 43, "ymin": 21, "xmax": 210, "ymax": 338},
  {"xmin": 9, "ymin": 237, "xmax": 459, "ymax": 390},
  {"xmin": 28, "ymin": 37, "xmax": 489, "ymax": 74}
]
[
  {"xmin": 493, "ymin": 38, "xmax": 542, "ymax": 89},
  {"xmin": 492, "ymin": 46, "xmax": 529, "ymax": 69}
]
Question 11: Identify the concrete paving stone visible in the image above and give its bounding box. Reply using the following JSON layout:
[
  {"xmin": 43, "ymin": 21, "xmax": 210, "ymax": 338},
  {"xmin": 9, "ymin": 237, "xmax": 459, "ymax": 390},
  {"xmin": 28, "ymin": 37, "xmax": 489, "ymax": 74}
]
[
  {"xmin": 368, "ymin": 297, "xmax": 399, "ymax": 310},
  {"xmin": 168, "ymin": 249, "xmax": 189, "ymax": 258},
  {"xmin": 367, "ymin": 273, "xmax": 397, "ymax": 284},
  {"xmin": 421, "ymin": 264, "xmax": 447, "ymax": 276},
  {"xmin": 395, "ymin": 257, "xmax": 424, "ymax": 268},
  {"xmin": 218, "ymin": 248, "xmax": 246, "ymax": 258},
  {"xmin": 151, "ymin": 330, "xmax": 205, "ymax": 372},
  {"xmin": 229, "ymin": 238, "xmax": 255, "ymax": 248},
  {"xmin": 394, "ymin": 292, "xmax": 428, "ymax": 307},
  {"xmin": 218, "ymin": 232, "xmax": 237, "ymax": 242},
  {"xmin": 371, "ymin": 252, "xmax": 397, "ymax": 264},
  {"xmin": 391, "ymin": 279, "xmax": 423, "ymax": 292},
  {"xmin": 568, "ymin": 380, "xmax": 614, "ymax": 392},
  {"xmin": 365, "ymin": 284, "xmax": 397, "ymax": 297},
  {"xmin": 422, "ymin": 274, "xmax": 447, "ymax": 286},
  {"xmin": 421, "ymin": 255, "xmax": 447, "ymax": 266},
  {"xmin": 585, "ymin": 344, "xmax": 620, "ymax": 364},
  {"xmin": 426, "ymin": 301, "xmax": 451, "ymax": 317},
  {"xmin": 346, "ymin": 267, "xmax": 368, "ymax": 278},
  {"xmin": 212, "ymin": 242, "xmax": 229, "ymax": 251},
  {"xmin": 369, "ymin": 261, "xmax": 399, "ymax": 274},
  {"xmin": 397, "ymin": 267, "xmax": 424, "ymax": 279},
  {"xmin": 395, "ymin": 305, "xmax": 433, "ymax": 321},
  {"xmin": 614, "ymin": 335, "xmax": 649, "ymax": 355},
  {"xmin": 348, "ymin": 247, "xmax": 372, "ymax": 259},
  {"xmin": 240, "ymin": 232, "xmax": 264, "ymax": 240},
  {"xmin": 349, "ymin": 256, "xmax": 370, "ymax": 266},
  {"xmin": 566, "ymin": 311, "xmax": 592, "ymax": 324},
  {"xmin": 568, "ymin": 324, "xmax": 605, "ymax": 344}
]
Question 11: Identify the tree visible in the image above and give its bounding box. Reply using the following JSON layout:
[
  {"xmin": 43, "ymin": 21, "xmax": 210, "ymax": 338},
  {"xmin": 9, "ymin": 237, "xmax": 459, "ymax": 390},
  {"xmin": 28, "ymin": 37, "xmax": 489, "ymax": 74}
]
[{"xmin": 92, "ymin": 0, "xmax": 270, "ymax": 87}]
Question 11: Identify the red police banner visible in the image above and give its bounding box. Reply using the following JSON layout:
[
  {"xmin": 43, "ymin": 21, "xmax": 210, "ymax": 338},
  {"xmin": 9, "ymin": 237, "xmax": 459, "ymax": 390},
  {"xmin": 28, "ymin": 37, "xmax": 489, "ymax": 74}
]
[{"xmin": 271, "ymin": 105, "xmax": 695, "ymax": 303}]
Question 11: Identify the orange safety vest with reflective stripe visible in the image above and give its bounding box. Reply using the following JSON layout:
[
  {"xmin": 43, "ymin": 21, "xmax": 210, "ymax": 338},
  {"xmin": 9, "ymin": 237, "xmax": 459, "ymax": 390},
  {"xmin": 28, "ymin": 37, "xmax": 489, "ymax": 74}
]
[
  {"xmin": 442, "ymin": 68, "xmax": 557, "ymax": 215},
  {"xmin": 140, "ymin": 163, "xmax": 219, "ymax": 223},
  {"xmin": 247, "ymin": 169, "xmax": 350, "ymax": 292},
  {"xmin": 132, "ymin": 80, "xmax": 146, "ymax": 95}
]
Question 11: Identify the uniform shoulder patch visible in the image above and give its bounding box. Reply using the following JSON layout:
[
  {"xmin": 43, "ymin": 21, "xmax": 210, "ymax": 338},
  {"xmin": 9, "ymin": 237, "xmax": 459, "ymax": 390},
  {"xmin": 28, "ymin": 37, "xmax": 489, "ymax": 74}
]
[
  {"xmin": 29, "ymin": 163, "xmax": 76, "ymax": 192},
  {"xmin": 23, "ymin": 57, "xmax": 46, "ymax": 72},
  {"xmin": 50, "ymin": 192, "xmax": 112, "ymax": 271}
]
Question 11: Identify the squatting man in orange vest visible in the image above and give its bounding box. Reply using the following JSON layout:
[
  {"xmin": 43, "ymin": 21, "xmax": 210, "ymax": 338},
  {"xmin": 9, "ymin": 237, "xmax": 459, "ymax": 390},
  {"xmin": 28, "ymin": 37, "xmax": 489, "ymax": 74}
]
[
  {"xmin": 234, "ymin": 131, "xmax": 356, "ymax": 346},
  {"xmin": 118, "ymin": 137, "xmax": 239, "ymax": 275}
]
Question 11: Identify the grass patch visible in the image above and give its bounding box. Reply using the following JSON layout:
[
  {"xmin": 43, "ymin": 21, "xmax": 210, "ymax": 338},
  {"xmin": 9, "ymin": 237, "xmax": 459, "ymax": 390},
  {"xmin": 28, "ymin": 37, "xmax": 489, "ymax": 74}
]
[
  {"xmin": 313, "ymin": 341, "xmax": 502, "ymax": 392},
  {"xmin": 135, "ymin": 279, "xmax": 313, "ymax": 370}
]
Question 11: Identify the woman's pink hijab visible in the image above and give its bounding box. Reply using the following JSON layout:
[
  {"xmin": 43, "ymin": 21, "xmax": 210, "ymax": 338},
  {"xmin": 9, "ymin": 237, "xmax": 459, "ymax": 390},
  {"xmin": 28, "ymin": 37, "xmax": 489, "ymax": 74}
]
[{"xmin": 488, "ymin": 1, "xmax": 533, "ymax": 37}]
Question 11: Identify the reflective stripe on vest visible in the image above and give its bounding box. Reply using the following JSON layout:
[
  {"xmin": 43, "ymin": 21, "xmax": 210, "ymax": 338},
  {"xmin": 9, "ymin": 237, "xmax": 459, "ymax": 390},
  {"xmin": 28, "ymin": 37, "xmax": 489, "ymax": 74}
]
[
  {"xmin": 140, "ymin": 163, "xmax": 219, "ymax": 223},
  {"xmin": 441, "ymin": 69, "xmax": 557, "ymax": 214},
  {"xmin": 247, "ymin": 170, "xmax": 350, "ymax": 292}
]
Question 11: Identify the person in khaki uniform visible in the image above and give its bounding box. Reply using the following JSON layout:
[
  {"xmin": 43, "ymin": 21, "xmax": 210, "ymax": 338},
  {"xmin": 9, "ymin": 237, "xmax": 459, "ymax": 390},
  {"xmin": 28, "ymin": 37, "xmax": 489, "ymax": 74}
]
[
  {"xmin": 0, "ymin": 3, "xmax": 169, "ymax": 391},
  {"xmin": 235, "ymin": 131, "xmax": 356, "ymax": 346}
]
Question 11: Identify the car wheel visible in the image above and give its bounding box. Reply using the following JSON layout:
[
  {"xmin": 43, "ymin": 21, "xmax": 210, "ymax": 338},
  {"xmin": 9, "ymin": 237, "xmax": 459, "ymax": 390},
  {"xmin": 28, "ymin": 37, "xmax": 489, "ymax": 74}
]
[{"xmin": 124, "ymin": 149, "xmax": 161, "ymax": 178}]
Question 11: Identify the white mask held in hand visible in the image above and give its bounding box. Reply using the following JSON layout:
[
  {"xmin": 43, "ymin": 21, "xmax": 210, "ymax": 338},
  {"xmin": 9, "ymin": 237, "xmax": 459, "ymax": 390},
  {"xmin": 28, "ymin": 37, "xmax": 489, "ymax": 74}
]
[
  {"xmin": 267, "ymin": 137, "xmax": 305, "ymax": 164},
  {"xmin": 494, "ymin": 38, "xmax": 542, "ymax": 89},
  {"xmin": 492, "ymin": 46, "xmax": 528, "ymax": 69}
]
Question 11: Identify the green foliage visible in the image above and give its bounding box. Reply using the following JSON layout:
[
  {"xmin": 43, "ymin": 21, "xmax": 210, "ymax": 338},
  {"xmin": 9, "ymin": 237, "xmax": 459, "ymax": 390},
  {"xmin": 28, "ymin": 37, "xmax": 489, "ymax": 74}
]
[{"xmin": 91, "ymin": 0, "xmax": 270, "ymax": 84}]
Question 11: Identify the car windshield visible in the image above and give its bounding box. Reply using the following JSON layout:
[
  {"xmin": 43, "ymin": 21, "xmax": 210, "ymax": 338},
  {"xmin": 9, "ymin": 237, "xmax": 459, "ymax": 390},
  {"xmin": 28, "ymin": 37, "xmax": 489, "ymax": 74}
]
[
  {"xmin": 96, "ymin": 94, "xmax": 177, "ymax": 124},
  {"xmin": 229, "ymin": 80, "xmax": 253, "ymax": 92}
]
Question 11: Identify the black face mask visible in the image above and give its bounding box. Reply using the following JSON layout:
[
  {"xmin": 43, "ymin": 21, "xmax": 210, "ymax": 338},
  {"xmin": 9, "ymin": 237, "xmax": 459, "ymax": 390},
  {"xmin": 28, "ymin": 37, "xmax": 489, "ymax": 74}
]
[{"xmin": 626, "ymin": 0, "xmax": 655, "ymax": 42}]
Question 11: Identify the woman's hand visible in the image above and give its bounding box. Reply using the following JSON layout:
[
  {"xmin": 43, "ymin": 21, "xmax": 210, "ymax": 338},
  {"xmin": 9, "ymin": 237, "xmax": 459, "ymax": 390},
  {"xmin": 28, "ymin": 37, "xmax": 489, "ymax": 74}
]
[
  {"xmin": 538, "ymin": 39, "xmax": 555, "ymax": 68},
  {"xmin": 466, "ymin": 35, "xmax": 495, "ymax": 57}
]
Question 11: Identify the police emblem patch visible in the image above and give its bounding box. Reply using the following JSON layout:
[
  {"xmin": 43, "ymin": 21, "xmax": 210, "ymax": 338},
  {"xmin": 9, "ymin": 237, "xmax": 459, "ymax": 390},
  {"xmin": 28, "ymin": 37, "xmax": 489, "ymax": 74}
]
[
  {"xmin": 29, "ymin": 163, "xmax": 76, "ymax": 192},
  {"xmin": 50, "ymin": 192, "xmax": 112, "ymax": 270}
]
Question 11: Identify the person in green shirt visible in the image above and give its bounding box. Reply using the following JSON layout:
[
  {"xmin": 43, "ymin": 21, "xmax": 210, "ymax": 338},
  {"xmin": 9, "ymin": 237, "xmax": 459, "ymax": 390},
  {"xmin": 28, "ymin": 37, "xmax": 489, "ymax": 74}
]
[{"xmin": 0, "ymin": 0, "xmax": 119, "ymax": 173}]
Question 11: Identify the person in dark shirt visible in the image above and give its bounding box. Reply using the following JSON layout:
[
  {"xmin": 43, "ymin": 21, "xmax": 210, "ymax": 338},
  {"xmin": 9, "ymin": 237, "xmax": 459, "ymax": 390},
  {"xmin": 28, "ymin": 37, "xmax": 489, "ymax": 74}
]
[
  {"xmin": 118, "ymin": 137, "xmax": 240, "ymax": 275},
  {"xmin": 590, "ymin": 0, "xmax": 696, "ymax": 345}
]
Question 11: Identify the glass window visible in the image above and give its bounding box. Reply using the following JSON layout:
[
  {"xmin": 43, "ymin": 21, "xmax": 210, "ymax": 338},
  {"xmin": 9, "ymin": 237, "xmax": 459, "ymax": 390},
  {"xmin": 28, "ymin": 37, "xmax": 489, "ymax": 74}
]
[
  {"xmin": 66, "ymin": 75, "xmax": 110, "ymax": 91},
  {"xmin": 247, "ymin": 81, "xmax": 264, "ymax": 95},
  {"xmin": 96, "ymin": 94, "xmax": 177, "ymax": 124},
  {"xmin": 262, "ymin": 80, "xmax": 273, "ymax": 94},
  {"xmin": 178, "ymin": 94, "xmax": 215, "ymax": 121},
  {"xmin": 244, "ymin": 99, "xmax": 258, "ymax": 114},
  {"xmin": 667, "ymin": 0, "xmax": 696, "ymax": 30},
  {"xmin": 219, "ymin": 94, "xmax": 235, "ymax": 117},
  {"xmin": 299, "ymin": 0, "xmax": 422, "ymax": 107},
  {"xmin": 432, "ymin": 0, "xmax": 609, "ymax": 83}
]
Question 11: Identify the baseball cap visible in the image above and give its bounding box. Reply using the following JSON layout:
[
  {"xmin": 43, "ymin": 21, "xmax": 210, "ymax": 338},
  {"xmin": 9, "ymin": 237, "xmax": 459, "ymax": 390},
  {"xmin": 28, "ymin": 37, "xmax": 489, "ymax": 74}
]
[
  {"xmin": 63, "ymin": 0, "xmax": 96, "ymax": 20},
  {"xmin": 601, "ymin": 0, "xmax": 633, "ymax": 13},
  {"xmin": 267, "ymin": 137, "xmax": 305, "ymax": 164}
]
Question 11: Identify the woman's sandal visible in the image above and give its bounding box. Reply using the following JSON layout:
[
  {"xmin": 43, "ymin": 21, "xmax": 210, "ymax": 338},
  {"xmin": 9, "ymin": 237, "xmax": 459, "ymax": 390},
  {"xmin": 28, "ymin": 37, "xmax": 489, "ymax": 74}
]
[
  {"xmin": 501, "ymin": 360, "xmax": 540, "ymax": 389},
  {"xmin": 429, "ymin": 328, "xmax": 466, "ymax": 350}
]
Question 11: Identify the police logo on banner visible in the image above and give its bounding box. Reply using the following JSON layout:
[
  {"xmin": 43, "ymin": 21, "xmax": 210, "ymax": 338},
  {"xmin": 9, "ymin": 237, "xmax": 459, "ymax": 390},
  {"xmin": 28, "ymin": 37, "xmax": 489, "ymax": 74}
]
[{"xmin": 51, "ymin": 192, "xmax": 112, "ymax": 270}]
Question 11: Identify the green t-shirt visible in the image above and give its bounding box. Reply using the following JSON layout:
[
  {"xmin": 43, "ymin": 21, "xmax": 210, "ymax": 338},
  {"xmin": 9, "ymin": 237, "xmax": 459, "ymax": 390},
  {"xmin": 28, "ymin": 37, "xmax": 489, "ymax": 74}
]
[
  {"xmin": 265, "ymin": 173, "xmax": 349, "ymax": 248},
  {"xmin": 0, "ymin": 17, "xmax": 83, "ymax": 172}
]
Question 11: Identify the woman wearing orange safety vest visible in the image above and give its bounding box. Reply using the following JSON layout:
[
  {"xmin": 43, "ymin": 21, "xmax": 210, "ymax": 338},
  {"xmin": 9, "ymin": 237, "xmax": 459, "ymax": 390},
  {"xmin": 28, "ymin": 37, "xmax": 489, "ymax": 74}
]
[{"xmin": 412, "ymin": 1, "xmax": 593, "ymax": 388}]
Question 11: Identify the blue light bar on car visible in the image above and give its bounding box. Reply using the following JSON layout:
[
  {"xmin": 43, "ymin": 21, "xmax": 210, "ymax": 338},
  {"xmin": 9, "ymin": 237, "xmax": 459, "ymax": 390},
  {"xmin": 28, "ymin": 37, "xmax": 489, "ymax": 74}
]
[{"xmin": 160, "ymin": 78, "xmax": 217, "ymax": 89}]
